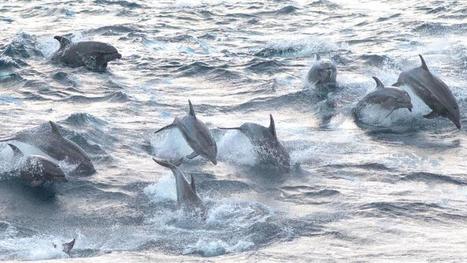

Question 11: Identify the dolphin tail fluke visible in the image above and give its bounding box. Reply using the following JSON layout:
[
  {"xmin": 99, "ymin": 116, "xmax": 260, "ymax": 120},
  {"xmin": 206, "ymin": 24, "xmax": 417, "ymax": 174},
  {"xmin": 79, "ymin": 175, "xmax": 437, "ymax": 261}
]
[
  {"xmin": 7, "ymin": 144, "xmax": 24, "ymax": 158},
  {"xmin": 154, "ymin": 123, "xmax": 176, "ymax": 134},
  {"xmin": 372, "ymin": 77, "xmax": 384, "ymax": 89},
  {"xmin": 419, "ymin": 54, "xmax": 429, "ymax": 71},
  {"xmin": 218, "ymin": 127, "xmax": 241, "ymax": 130},
  {"xmin": 62, "ymin": 238, "xmax": 75, "ymax": 255}
]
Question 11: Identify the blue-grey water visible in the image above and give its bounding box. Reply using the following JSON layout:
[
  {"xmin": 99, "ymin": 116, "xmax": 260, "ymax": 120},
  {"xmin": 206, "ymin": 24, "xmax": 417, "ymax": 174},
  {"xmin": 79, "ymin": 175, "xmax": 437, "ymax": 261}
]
[{"xmin": 0, "ymin": 0, "xmax": 466, "ymax": 261}]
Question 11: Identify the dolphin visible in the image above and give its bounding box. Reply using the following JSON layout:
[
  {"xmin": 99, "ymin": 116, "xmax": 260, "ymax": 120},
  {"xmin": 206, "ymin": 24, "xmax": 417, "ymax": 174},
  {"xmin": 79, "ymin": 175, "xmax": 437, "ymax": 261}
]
[
  {"xmin": 220, "ymin": 114, "xmax": 290, "ymax": 171},
  {"xmin": 307, "ymin": 55, "xmax": 337, "ymax": 97},
  {"xmin": 353, "ymin": 76, "xmax": 413, "ymax": 119},
  {"xmin": 0, "ymin": 121, "xmax": 95, "ymax": 176},
  {"xmin": 155, "ymin": 100, "xmax": 218, "ymax": 165},
  {"xmin": 5, "ymin": 144, "xmax": 66, "ymax": 187},
  {"xmin": 52, "ymin": 35, "xmax": 122, "ymax": 72},
  {"xmin": 393, "ymin": 55, "xmax": 461, "ymax": 129},
  {"xmin": 153, "ymin": 158, "xmax": 205, "ymax": 212},
  {"xmin": 53, "ymin": 238, "xmax": 75, "ymax": 256}
]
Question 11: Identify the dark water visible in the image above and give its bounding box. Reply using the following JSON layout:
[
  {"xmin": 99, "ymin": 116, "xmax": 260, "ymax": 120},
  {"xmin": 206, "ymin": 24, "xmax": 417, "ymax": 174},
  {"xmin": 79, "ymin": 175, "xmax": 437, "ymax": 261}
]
[{"xmin": 0, "ymin": 0, "xmax": 466, "ymax": 261}]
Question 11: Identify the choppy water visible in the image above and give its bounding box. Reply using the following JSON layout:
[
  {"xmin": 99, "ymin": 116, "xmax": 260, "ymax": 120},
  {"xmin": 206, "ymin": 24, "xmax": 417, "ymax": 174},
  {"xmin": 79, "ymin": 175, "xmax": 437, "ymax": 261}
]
[{"xmin": 0, "ymin": 0, "xmax": 466, "ymax": 261}]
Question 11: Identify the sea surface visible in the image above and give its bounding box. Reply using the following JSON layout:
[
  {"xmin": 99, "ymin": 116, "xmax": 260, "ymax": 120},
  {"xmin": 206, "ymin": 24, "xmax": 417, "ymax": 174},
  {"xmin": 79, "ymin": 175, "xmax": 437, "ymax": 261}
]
[{"xmin": 0, "ymin": 0, "xmax": 466, "ymax": 262}]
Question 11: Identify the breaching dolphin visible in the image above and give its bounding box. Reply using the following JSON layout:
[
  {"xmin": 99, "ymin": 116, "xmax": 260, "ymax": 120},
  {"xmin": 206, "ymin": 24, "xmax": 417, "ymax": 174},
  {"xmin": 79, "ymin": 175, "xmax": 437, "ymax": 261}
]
[
  {"xmin": 307, "ymin": 55, "xmax": 337, "ymax": 97},
  {"xmin": 393, "ymin": 55, "xmax": 461, "ymax": 129},
  {"xmin": 155, "ymin": 100, "xmax": 218, "ymax": 165},
  {"xmin": 353, "ymin": 76, "xmax": 413, "ymax": 120},
  {"xmin": 0, "ymin": 121, "xmax": 95, "ymax": 176},
  {"xmin": 53, "ymin": 238, "xmax": 75, "ymax": 256},
  {"xmin": 220, "ymin": 114, "xmax": 290, "ymax": 171},
  {"xmin": 5, "ymin": 144, "xmax": 66, "ymax": 187},
  {"xmin": 52, "ymin": 35, "xmax": 122, "ymax": 72},
  {"xmin": 153, "ymin": 158, "xmax": 205, "ymax": 212}
]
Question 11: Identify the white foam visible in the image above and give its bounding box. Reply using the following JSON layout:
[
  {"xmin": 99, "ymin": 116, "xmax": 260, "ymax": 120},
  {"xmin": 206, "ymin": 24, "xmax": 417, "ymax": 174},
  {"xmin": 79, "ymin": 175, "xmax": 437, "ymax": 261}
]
[
  {"xmin": 150, "ymin": 127, "xmax": 193, "ymax": 160},
  {"xmin": 217, "ymin": 130, "xmax": 257, "ymax": 166},
  {"xmin": 144, "ymin": 174, "xmax": 177, "ymax": 202}
]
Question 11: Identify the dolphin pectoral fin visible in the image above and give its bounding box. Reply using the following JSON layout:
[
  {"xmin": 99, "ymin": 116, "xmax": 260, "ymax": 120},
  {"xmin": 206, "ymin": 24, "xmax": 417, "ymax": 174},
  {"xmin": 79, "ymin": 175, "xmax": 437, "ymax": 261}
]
[
  {"xmin": 384, "ymin": 108, "xmax": 396, "ymax": 119},
  {"xmin": 186, "ymin": 152, "xmax": 199, "ymax": 160},
  {"xmin": 392, "ymin": 81, "xmax": 401, "ymax": 87},
  {"xmin": 62, "ymin": 238, "xmax": 75, "ymax": 255},
  {"xmin": 153, "ymin": 157, "xmax": 184, "ymax": 170},
  {"xmin": 154, "ymin": 123, "xmax": 176, "ymax": 134},
  {"xmin": 0, "ymin": 136, "xmax": 17, "ymax": 142},
  {"xmin": 423, "ymin": 111, "xmax": 439, "ymax": 119},
  {"xmin": 7, "ymin": 144, "xmax": 24, "ymax": 158}
]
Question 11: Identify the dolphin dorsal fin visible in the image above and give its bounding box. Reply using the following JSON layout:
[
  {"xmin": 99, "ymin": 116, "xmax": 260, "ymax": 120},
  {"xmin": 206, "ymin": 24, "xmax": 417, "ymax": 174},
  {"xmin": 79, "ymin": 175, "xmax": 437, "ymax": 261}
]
[
  {"xmin": 190, "ymin": 175, "xmax": 196, "ymax": 193},
  {"xmin": 419, "ymin": 54, "xmax": 429, "ymax": 71},
  {"xmin": 7, "ymin": 144, "xmax": 24, "ymax": 158},
  {"xmin": 49, "ymin": 121, "xmax": 63, "ymax": 137},
  {"xmin": 372, "ymin": 77, "xmax": 385, "ymax": 89},
  {"xmin": 54, "ymin": 35, "xmax": 71, "ymax": 50},
  {"xmin": 269, "ymin": 114, "xmax": 277, "ymax": 139},
  {"xmin": 188, "ymin": 100, "xmax": 196, "ymax": 118}
]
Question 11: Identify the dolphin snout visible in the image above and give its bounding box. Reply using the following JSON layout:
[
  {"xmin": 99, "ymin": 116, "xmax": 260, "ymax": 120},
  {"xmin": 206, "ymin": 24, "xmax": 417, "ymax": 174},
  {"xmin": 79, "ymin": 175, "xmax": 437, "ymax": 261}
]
[{"xmin": 116, "ymin": 52, "xmax": 122, "ymax": 59}]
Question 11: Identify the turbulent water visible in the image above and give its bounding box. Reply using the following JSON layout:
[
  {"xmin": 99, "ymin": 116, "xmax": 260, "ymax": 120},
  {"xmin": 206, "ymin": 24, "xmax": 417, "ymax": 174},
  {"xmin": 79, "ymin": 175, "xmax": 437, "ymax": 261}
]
[{"xmin": 1, "ymin": 0, "xmax": 466, "ymax": 261}]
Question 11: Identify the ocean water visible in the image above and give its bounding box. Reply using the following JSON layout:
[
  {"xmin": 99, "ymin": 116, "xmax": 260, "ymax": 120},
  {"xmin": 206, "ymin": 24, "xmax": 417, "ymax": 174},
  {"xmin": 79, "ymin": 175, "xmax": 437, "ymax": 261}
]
[{"xmin": 0, "ymin": 0, "xmax": 466, "ymax": 261}]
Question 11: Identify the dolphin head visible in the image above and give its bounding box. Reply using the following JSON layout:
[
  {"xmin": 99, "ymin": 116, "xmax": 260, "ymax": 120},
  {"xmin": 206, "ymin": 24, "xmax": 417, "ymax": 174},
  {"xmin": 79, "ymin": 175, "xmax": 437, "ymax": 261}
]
[
  {"xmin": 308, "ymin": 59, "xmax": 337, "ymax": 86},
  {"xmin": 396, "ymin": 90, "xmax": 413, "ymax": 112},
  {"xmin": 445, "ymin": 105, "xmax": 461, "ymax": 129},
  {"xmin": 54, "ymin": 35, "xmax": 72, "ymax": 50},
  {"xmin": 29, "ymin": 156, "xmax": 67, "ymax": 183}
]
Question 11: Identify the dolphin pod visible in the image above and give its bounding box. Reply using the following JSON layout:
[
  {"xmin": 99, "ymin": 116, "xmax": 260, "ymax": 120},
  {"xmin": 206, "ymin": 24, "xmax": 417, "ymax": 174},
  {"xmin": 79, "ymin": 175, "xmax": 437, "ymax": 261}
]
[
  {"xmin": 4, "ymin": 143, "xmax": 67, "ymax": 187},
  {"xmin": 152, "ymin": 158, "xmax": 205, "ymax": 213},
  {"xmin": 52, "ymin": 35, "xmax": 122, "ymax": 72},
  {"xmin": 353, "ymin": 76, "xmax": 413, "ymax": 121},
  {"xmin": 393, "ymin": 55, "xmax": 461, "ymax": 129},
  {"xmin": 155, "ymin": 100, "xmax": 218, "ymax": 165},
  {"xmin": 220, "ymin": 114, "xmax": 291, "ymax": 172},
  {"xmin": 0, "ymin": 121, "xmax": 95, "ymax": 176}
]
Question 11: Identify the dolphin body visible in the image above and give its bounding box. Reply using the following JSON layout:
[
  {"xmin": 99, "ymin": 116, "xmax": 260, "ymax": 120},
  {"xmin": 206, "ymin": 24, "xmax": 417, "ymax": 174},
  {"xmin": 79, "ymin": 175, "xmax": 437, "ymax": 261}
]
[
  {"xmin": 307, "ymin": 55, "xmax": 337, "ymax": 97},
  {"xmin": 221, "ymin": 115, "xmax": 290, "ymax": 172},
  {"xmin": 3, "ymin": 144, "xmax": 66, "ymax": 187},
  {"xmin": 52, "ymin": 35, "xmax": 122, "ymax": 72},
  {"xmin": 393, "ymin": 55, "xmax": 461, "ymax": 129},
  {"xmin": 0, "ymin": 121, "xmax": 95, "ymax": 176},
  {"xmin": 155, "ymin": 100, "xmax": 218, "ymax": 165},
  {"xmin": 153, "ymin": 158, "xmax": 205, "ymax": 212},
  {"xmin": 353, "ymin": 76, "xmax": 413, "ymax": 120}
]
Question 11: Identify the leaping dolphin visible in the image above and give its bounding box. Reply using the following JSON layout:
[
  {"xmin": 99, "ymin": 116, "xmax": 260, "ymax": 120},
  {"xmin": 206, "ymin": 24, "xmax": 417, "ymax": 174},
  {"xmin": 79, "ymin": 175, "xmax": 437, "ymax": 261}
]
[
  {"xmin": 5, "ymin": 144, "xmax": 67, "ymax": 187},
  {"xmin": 52, "ymin": 35, "xmax": 122, "ymax": 72},
  {"xmin": 353, "ymin": 76, "xmax": 413, "ymax": 120},
  {"xmin": 220, "ymin": 114, "xmax": 290, "ymax": 171},
  {"xmin": 0, "ymin": 121, "xmax": 95, "ymax": 176},
  {"xmin": 153, "ymin": 158, "xmax": 205, "ymax": 212},
  {"xmin": 393, "ymin": 55, "xmax": 461, "ymax": 129},
  {"xmin": 307, "ymin": 55, "xmax": 337, "ymax": 97},
  {"xmin": 155, "ymin": 100, "xmax": 218, "ymax": 165}
]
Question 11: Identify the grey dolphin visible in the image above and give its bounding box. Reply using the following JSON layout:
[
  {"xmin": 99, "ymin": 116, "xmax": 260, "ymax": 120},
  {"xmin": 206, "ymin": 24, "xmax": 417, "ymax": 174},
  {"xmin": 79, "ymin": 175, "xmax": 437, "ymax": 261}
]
[
  {"xmin": 220, "ymin": 115, "xmax": 290, "ymax": 171},
  {"xmin": 0, "ymin": 121, "xmax": 95, "ymax": 176},
  {"xmin": 155, "ymin": 100, "xmax": 218, "ymax": 165},
  {"xmin": 5, "ymin": 144, "xmax": 66, "ymax": 187},
  {"xmin": 353, "ymin": 76, "xmax": 413, "ymax": 119},
  {"xmin": 153, "ymin": 158, "xmax": 205, "ymax": 212},
  {"xmin": 53, "ymin": 238, "xmax": 75, "ymax": 256},
  {"xmin": 52, "ymin": 35, "xmax": 122, "ymax": 72},
  {"xmin": 307, "ymin": 55, "xmax": 337, "ymax": 96},
  {"xmin": 393, "ymin": 55, "xmax": 461, "ymax": 129}
]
